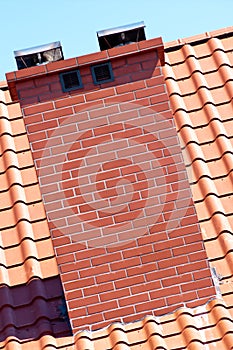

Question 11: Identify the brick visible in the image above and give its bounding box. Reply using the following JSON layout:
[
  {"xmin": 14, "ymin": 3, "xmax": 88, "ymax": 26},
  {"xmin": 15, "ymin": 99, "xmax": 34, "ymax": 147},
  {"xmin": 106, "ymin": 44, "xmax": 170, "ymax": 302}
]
[
  {"xmin": 68, "ymin": 307, "xmax": 87, "ymax": 320},
  {"xmin": 78, "ymin": 116, "xmax": 108, "ymax": 131},
  {"xmin": 79, "ymin": 264, "xmax": 109, "ymax": 278},
  {"xmin": 83, "ymin": 282, "xmax": 114, "ymax": 296},
  {"xmin": 193, "ymin": 268, "xmax": 212, "ymax": 280},
  {"xmin": 91, "ymin": 320, "xmax": 114, "ymax": 331},
  {"xmin": 177, "ymin": 260, "xmax": 207, "ymax": 275},
  {"xmin": 146, "ymin": 267, "xmax": 176, "ymax": 282},
  {"xmin": 123, "ymin": 311, "xmax": 151, "ymax": 324},
  {"xmin": 85, "ymin": 88, "xmax": 115, "ymax": 102},
  {"xmin": 181, "ymin": 278, "xmax": 213, "ymax": 292},
  {"xmin": 145, "ymin": 75, "xmax": 165, "ymax": 88},
  {"xmin": 66, "ymin": 289, "xmax": 83, "ymax": 301},
  {"xmin": 19, "ymin": 84, "xmax": 50, "ymax": 99},
  {"xmin": 91, "ymin": 252, "xmax": 122, "ymax": 266},
  {"xmin": 119, "ymin": 292, "xmax": 149, "ymax": 307},
  {"xmin": 116, "ymin": 80, "xmax": 146, "ymax": 94},
  {"xmin": 158, "ymin": 255, "xmax": 189, "ymax": 269},
  {"xmin": 56, "ymin": 242, "xmax": 85, "ymax": 256},
  {"xmin": 167, "ymin": 291, "xmax": 198, "ymax": 306},
  {"xmin": 113, "ymin": 127, "xmax": 143, "ymax": 140},
  {"xmin": 52, "ymin": 235, "xmax": 71, "ymax": 248},
  {"xmin": 27, "ymin": 119, "xmax": 58, "ymax": 133},
  {"xmin": 74, "ymin": 100, "xmax": 104, "ymax": 113},
  {"xmin": 23, "ymin": 101, "xmax": 54, "ymax": 115},
  {"xmin": 138, "ymin": 37, "xmax": 163, "ymax": 50},
  {"xmin": 172, "ymin": 242, "xmax": 204, "ymax": 256},
  {"xmin": 169, "ymin": 224, "xmax": 200, "ymax": 239},
  {"xmin": 96, "ymin": 270, "xmax": 126, "ymax": 284},
  {"xmin": 20, "ymin": 96, "xmax": 39, "ymax": 106},
  {"xmin": 87, "ymin": 300, "xmax": 118, "ymax": 315},
  {"xmin": 6, "ymin": 71, "xmax": 16, "ymax": 81},
  {"xmin": 111, "ymin": 57, "xmax": 127, "ymax": 68},
  {"xmin": 77, "ymin": 50, "xmax": 108, "ymax": 65},
  {"xmin": 24, "ymin": 113, "xmax": 43, "ymax": 126},
  {"xmin": 162, "ymin": 273, "xmax": 193, "ymax": 288},
  {"xmin": 69, "ymin": 295, "xmax": 99, "ymax": 309},
  {"xmin": 45, "ymin": 200, "xmax": 63, "ymax": 211},
  {"xmin": 123, "ymin": 244, "xmax": 153, "ymax": 259},
  {"xmin": 104, "ymin": 92, "xmax": 135, "ymax": 105},
  {"xmin": 73, "ymin": 247, "xmax": 105, "ymax": 261},
  {"xmin": 136, "ymin": 299, "xmax": 166, "ymax": 313},
  {"xmin": 100, "ymin": 288, "xmax": 130, "ymax": 302},
  {"xmin": 55, "ymin": 94, "xmax": 85, "ymax": 108},
  {"xmin": 48, "ymin": 82, "xmax": 62, "ymax": 94},
  {"xmin": 135, "ymin": 85, "xmax": 165, "ymax": 99},
  {"xmin": 89, "ymin": 105, "xmax": 119, "ymax": 119},
  {"xmin": 34, "ymin": 74, "xmax": 59, "ymax": 87},
  {"xmin": 150, "ymin": 93, "xmax": 169, "ymax": 105},
  {"xmin": 56, "ymin": 253, "xmax": 75, "ymax": 265},
  {"xmin": 83, "ymin": 216, "xmax": 114, "ymax": 229},
  {"xmin": 72, "ymin": 313, "xmax": 103, "ymax": 329},
  {"xmin": 189, "ymin": 251, "xmax": 208, "ymax": 262},
  {"xmin": 141, "ymin": 59, "xmax": 159, "ymax": 71},
  {"xmin": 47, "ymin": 57, "xmax": 77, "ymax": 72},
  {"xmin": 108, "ymin": 43, "xmax": 138, "ymax": 57},
  {"xmin": 153, "ymin": 237, "xmax": 184, "ymax": 252},
  {"xmin": 114, "ymin": 275, "xmax": 145, "ymax": 289},
  {"xmin": 150, "ymin": 285, "xmax": 180, "ymax": 300},
  {"xmin": 71, "ymin": 211, "xmax": 98, "ymax": 223},
  {"xmin": 104, "ymin": 306, "xmax": 135, "ymax": 320},
  {"xmin": 64, "ymin": 276, "xmax": 94, "ymax": 291},
  {"xmin": 15, "ymin": 64, "xmax": 46, "ymax": 79},
  {"xmin": 151, "ymin": 101, "xmax": 170, "ymax": 113},
  {"xmin": 127, "ymin": 262, "xmax": 157, "ymax": 277},
  {"xmin": 114, "ymin": 210, "xmax": 142, "ymax": 224},
  {"xmin": 129, "ymin": 71, "xmax": 151, "ymax": 81},
  {"xmin": 137, "ymin": 231, "xmax": 167, "ymax": 247},
  {"xmin": 67, "ymin": 148, "xmax": 92, "ymax": 161},
  {"xmin": 27, "ymin": 131, "xmax": 46, "ymax": 142},
  {"xmin": 94, "ymin": 123, "xmax": 123, "ymax": 136},
  {"xmin": 110, "ymin": 256, "xmax": 141, "ymax": 271},
  {"xmin": 60, "ymin": 260, "xmax": 90, "ymax": 273},
  {"xmin": 43, "ymin": 106, "xmax": 73, "ymax": 120},
  {"xmin": 197, "ymin": 286, "xmax": 216, "ymax": 299},
  {"xmin": 114, "ymin": 63, "xmax": 141, "ymax": 77},
  {"xmin": 62, "ymin": 271, "xmax": 78, "ymax": 283},
  {"xmin": 128, "ymin": 50, "xmax": 157, "ymax": 64},
  {"xmin": 181, "ymin": 214, "xmax": 199, "ymax": 227},
  {"xmin": 81, "ymin": 134, "xmax": 111, "ymax": 148},
  {"xmin": 95, "ymin": 168, "xmax": 120, "ymax": 181}
]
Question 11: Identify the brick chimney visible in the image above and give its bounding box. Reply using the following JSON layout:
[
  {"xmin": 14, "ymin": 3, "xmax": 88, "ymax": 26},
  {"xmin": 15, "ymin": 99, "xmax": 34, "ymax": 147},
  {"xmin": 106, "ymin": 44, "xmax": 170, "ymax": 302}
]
[{"xmin": 6, "ymin": 33, "xmax": 216, "ymax": 333}]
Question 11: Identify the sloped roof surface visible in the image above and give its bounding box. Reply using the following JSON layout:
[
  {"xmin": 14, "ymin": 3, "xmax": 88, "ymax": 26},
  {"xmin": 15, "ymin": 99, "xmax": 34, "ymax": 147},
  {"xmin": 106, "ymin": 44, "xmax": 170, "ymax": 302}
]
[
  {"xmin": 0, "ymin": 82, "xmax": 59, "ymax": 284},
  {"xmin": 0, "ymin": 83, "xmax": 71, "ymax": 342},
  {"xmin": 163, "ymin": 26, "xmax": 233, "ymax": 297},
  {"xmin": 1, "ymin": 26, "xmax": 233, "ymax": 349}
]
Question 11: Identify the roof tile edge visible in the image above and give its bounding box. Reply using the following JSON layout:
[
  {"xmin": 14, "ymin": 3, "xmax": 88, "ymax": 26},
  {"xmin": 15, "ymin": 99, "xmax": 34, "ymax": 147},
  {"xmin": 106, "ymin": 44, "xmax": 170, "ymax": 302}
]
[{"xmin": 164, "ymin": 25, "xmax": 233, "ymax": 50}]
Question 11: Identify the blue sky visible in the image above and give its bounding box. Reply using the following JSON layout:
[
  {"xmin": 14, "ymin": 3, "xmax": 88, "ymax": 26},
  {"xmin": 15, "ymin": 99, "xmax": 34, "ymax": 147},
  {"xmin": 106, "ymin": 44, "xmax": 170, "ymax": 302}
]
[{"xmin": 1, "ymin": 0, "xmax": 232, "ymax": 80}]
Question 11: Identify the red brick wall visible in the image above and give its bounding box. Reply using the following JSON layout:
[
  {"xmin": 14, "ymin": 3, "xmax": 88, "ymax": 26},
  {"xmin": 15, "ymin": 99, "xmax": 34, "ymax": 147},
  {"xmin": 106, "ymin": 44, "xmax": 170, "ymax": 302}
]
[{"xmin": 10, "ymin": 46, "xmax": 215, "ymax": 333}]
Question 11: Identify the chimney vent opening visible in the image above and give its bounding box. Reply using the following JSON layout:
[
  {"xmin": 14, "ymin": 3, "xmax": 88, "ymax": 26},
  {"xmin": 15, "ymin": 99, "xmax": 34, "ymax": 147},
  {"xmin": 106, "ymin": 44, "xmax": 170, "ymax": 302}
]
[
  {"xmin": 14, "ymin": 41, "xmax": 63, "ymax": 70},
  {"xmin": 97, "ymin": 21, "xmax": 146, "ymax": 51},
  {"xmin": 91, "ymin": 62, "xmax": 114, "ymax": 84},
  {"xmin": 60, "ymin": 70, "xmax": 83, "ymax": 92}
]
